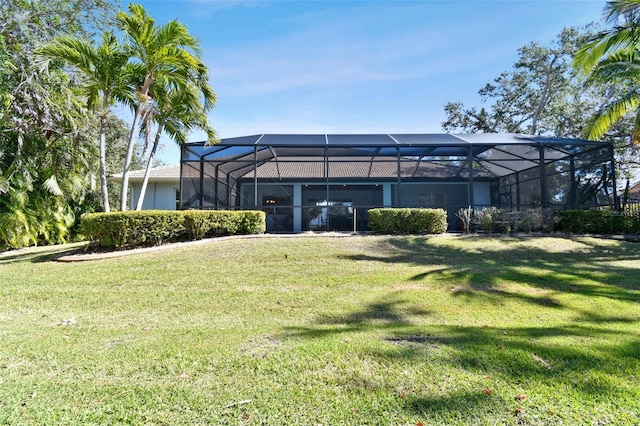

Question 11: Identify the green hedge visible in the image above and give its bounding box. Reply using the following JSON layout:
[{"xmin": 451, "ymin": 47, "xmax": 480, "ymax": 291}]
[
  {"xmin": 558, "ymin": 210, "xmax": 640, "ymax": 234},
  {"xmin": 368, "ymin": 208, "xmax": 447, "ymax": 234},
  {"xmin": 81, "ymin": 210, "xmax": 266, "ymax": 248}
]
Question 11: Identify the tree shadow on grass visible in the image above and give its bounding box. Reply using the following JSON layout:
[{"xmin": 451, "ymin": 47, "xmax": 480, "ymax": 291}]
[
  {"xmin": 345, "ymin": 235, "xmax": 640, "ymax": 305},
  {"xmin": 392, "ymin": 323, "xmax": 640, "ymax": 421},
  {"xmin": 282, "ymin": 288, "xmax": 640, "ymax": 421},
  {"xmin": 286, "ymin": 294, "xmax": 432, "ymax": 340},
  {"xmin": 0, "ymin": 243, "xmax": 87, "ymax": 264}
]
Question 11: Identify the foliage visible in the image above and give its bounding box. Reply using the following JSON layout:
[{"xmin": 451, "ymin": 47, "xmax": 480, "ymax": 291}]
[
  {"xmin": 574, "ymin": 0, "xmax": 640, "ymax": 144},
  {"xmin": 456, "ymin": 207, "xmax": 473, "ymax": 233},
  {"xmin": 37, "ymin": 32, "xmax": 134, "ymax": 212},
  {"xmin": 135, "ymin": 79, "xmax": 217, "ymax": 210},
  {"xmin": 183, "ymin": 210, "xmax": 265, "ymax": 239},
  {"xmin": 460, "ymin": 208, "xmax": 561, "ymax": 234},
  {"xmin": 81, "ymin": 210, "xmax": 185, "ymax": 247},
  {"xmin": 81, "ymin": 210, "xmax": 266, "ymax": 248},
  {"xmin": 0, "ymin": 0, "xmax": 119, "ymax": 249},
  {"xmin": 443, "ymin": 27, "xmax": 605, "ymax": 137},
  {"xmin": 1, "ymin": 236, "xmax": 639, "ymax": 424},
  {"xmin": 368, "ymin": 208, "xmax": 447, "ymax": 234},
  {"xmin": 443, "ymin": 25, "xmax": 638, "ymax": 181},
  {"xmin": 237, "ymin": 210, "xmax": 267, "ymax": 234},
  {"xmin": 116, "ymin": 3, "xmax": 216, "ymax": 211},
  {"xmin": 473, "ymin": 206, "xmax": 502, "ymax": 233},
  {"xmin": 558, "ymin": 209, "xmax": 640, "ymax": 234}
]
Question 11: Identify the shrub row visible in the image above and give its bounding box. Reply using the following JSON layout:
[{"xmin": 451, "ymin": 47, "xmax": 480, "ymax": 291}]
[
  {"xmin": 454, "ymin": 207, "xmax": 640, "ymax": 235},
  {"xmin": 557, "ymin": 210, "xmax": 640, "ymax": 234},
  {"xmin": 458, "ymin": 207, "xmax": 558, "ymax": 233},
  {"xmin": 81, "ymin": 210, "xmax": 266, "ymax": 248},
  {"xmin": 368, "ymin": 208, "xmax": 447, "ymax": 234}
]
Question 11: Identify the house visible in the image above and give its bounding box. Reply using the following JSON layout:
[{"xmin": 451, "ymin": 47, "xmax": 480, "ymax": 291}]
[
  {"xmin": 113, "ymin": 165, "xmax": 181, "ymax": 210},
  {"xmin": 179, "ymin": 133, "xmax": 618, "ymax": 233},
  {"xmin": 627, "ymin": 181, "xmax": 640, "ymax": 198}
]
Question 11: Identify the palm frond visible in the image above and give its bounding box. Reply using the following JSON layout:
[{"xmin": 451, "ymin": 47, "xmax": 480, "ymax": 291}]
[
  {"xmin": 43, "ymin": 175, "xmax": 63, "ymax": 196},
  {"xmin": 585, "ymin": 91, "xmax": 640, "ymax": 139},
  {"xmin": 574, "ymin": 28, "xmax": 640, "ymax": 73}
]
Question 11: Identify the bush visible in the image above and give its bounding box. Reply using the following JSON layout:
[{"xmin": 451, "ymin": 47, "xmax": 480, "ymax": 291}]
[
  {"xmin": 182, "ymin": 210, "xmax": 213, "ymax": 240},
  {"xmin": 558, "ymin": 210, "xmax": 639, "ymax": 234},
  {"xmin": 456, "ymin": 207, "xmax": 473, "ymax": 233},
  {"xmin": 81, "ymin": 210, "xmax": 185, "ymax": 248},
  {"xmin": 237, "ymin": 210, "xmax": 267, "ymax": 234},
  {"xmin": 368, "ymin": 208, "xmax": 447, "ymax": 234},
  {"xmin": 474, "ymin": 207, "xmax": 501, "ymax": 233},
  {"xmin": 81, "ymin": 210, "xmax": 266, "ymax": 249}
]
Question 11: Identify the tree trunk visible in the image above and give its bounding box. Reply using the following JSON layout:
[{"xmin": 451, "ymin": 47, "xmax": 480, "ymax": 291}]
[
  {"xmin": 135, "ymin": 124, "xmax": 163, "ymax": 210},
  {"xmin": 530, "ymin": 56, "xmax": 558, "ymax": 135},
  {"xmin": 119, "ymin": 103, "xmax": 142, "ymax": 211},
  {"xmin": 120, "ymin": 75, "xmax": 154, "ymax": 211},
  {"xmin": 99, "ymin": 113, "xmax": 110, "ymax": 212}
]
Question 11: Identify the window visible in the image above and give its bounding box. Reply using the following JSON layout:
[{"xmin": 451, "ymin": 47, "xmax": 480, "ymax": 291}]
[{"xmin": 419, "ymin": 193, "xmax": 445, "ymax": 208}]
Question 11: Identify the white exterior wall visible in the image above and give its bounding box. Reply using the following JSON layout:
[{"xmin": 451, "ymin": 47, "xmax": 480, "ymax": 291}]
[{"xmin": 130, "ymin": 182, "xmax": 179, "ymax": 210}]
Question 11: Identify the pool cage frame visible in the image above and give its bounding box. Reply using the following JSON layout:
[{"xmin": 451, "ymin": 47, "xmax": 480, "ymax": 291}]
[{"xmin": 180, "ymin": 134, "xmax": 618, "ymax": 232}]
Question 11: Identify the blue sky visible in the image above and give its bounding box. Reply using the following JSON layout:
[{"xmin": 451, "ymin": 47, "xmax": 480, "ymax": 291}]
[{"xmin": 132, "ymin": 0, "xmax": 608, "ymax": 165}]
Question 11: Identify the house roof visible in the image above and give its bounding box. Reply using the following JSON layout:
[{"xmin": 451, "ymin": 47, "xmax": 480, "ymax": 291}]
[
  {"xmin": 112, "ymin": 164, "xmax": 180, "ymax": 183},
  {"xmin": 241, "ymin": 156, "xmax": 493, "ymax": 179}
]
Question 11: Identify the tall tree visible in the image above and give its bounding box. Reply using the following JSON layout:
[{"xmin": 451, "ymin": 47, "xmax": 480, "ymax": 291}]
[
  {"xmin": 135, "ymin": 81, "xmax": 216, "ymax": 210},
  {"xmin": 37, "ymin": 32, "xmax": 133, "ymax": 212},
  {"xmin": 0, "ymin": 0, "xmax": 119, "ymax": 248},
  {"xmin": 443, "ymin": 25, "xmax": 639, "ymax": 181},
  {"xmin": 117, "ymin": 3, "xmax": 210, "ymax": 211},
  {"xmin": 442, "ymin": 27, "xmax": 596, "ymax": 137}
]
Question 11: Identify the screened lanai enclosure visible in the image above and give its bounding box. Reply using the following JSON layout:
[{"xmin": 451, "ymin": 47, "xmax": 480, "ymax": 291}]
[{"xmin": 180, "ymin": 134, "xmax": 618, "ymax": 232}]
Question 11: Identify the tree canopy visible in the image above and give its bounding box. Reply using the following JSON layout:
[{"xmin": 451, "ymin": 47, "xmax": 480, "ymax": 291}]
[
  {"xmin": 0, "ymin": 0, "xmax": 120, "ymax": 248},
  {"xmin": 0, "ymin": 0, "xmax": 217, "ymax": 248},
  {"xmin": 442, "ymin": 25, "xmax": 638, "ymax": 181}
]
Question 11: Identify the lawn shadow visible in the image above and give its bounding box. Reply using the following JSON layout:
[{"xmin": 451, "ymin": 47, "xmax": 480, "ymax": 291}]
[
  {"xmin": 277, "ymin": 236, "xmax": 640, "ymax": 421},
  {"xmin": 0, "ymin": 243, "xmax": 88, "ymax": 264},
  {"xmin": 344, "ymin": 235, "xmax": 640, "ymax": 306},
  {"xmin": 284, "ymin": 297, "xmax": 639, "ymax": 419},
  {"xmin": 285, "ymin": 293, "xmax": 432, "ymax": 340}
]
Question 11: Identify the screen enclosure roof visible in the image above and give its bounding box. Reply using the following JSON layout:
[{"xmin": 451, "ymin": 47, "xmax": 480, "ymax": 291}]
[
  {"xmin": 182, "ymin": 133, "xmax": 611, "ymax": 178},
  {"xmin": 192, "ymin": 133, "xmax": 601, "ymax": 147}
]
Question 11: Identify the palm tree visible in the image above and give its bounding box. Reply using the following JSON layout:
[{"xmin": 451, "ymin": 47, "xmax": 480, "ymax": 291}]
[
  {"xmin": 574, "ymin": 0, "xmax": 640, "ymax": 141},
  {"xmin": 117, "ymin": 3, "xmax": 209, "ymax": 211},
  {"xmin": 135, "ymin": 80, "xmax": 217, "ymax": 210},
  {"xmin": 37, "ymin": 32, "xmax": 132, "ymax": 212}
]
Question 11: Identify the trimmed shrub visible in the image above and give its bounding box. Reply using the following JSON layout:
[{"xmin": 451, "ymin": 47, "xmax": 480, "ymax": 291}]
[
  {"xmin": 237, "ymin": 210, "xmax": 267, "ymax": 234},
  {"xmin": 182, "ymin": 210, "xmax": 213, "ymax": 240},
  {"xmin": 368, "ymin": 208, "xmax": 447, "ymax": 234},
  {"xmin": 558, "ymin": 210, "xmax": 639, "ymax": 234},
  {"xmin": 81, "ymin": 210, "xmax": 266, "ymax": 248},
  {"xmin": 81, "ymin": 210, "xmax": 185, "ymax": 248}
]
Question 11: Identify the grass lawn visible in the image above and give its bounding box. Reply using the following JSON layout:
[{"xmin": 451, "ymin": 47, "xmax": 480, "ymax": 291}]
[{"xmin": 1, "ymin": 235, "xmax": 639, "ymax": 425}]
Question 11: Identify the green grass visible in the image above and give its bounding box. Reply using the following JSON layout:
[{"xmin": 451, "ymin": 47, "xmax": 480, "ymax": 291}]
[{"xmin": 1, "ymin": 235, "xmax": 639, "ymax": 425}]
